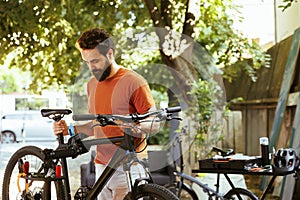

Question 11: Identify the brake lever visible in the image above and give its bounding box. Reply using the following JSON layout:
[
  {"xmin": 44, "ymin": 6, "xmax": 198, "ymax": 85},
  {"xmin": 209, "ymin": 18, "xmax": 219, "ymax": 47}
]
[
  {"xmin": 174, "ymin": 117, "xmax": 182, "ymax": 120},
  {"xmin": 91, "ymin": 123, "xmax": 100, "ymax": 128}
]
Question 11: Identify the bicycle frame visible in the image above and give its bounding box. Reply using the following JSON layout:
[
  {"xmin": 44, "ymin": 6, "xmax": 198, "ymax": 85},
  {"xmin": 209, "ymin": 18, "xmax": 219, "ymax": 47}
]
[
  {"xmin": 57, "ymin": 133, "xmax": 71, "ymax": 199},
  {"xmin": 3, "ymin": 107, "xmax": 183, "ymax": 200},
  {"xmin": 169, "ymin": 127, "xmax": 231, "ymax": 200},
  {"xmin": 43, "ymin": 128, "xmax": 151, "ymax": 200},
  {"xmin": 174, "ymin": 171, "xmax": 225, "ymax": 200},
  {"xmin": 84, "ymin": 130, "xmax": 151, "ymax": 199}
]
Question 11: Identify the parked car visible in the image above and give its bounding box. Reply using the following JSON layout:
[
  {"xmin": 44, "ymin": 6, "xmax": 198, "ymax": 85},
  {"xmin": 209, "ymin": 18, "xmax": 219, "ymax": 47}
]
[{"xmin": 0, "ymin": 110, "xmax": 56, "ymax": 143}]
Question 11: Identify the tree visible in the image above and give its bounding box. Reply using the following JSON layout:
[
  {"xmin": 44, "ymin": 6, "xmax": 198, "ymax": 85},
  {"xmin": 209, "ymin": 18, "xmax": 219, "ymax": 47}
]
[
  {"xmin": 0, "ymin": 0, "xmax": 151, "ymax": 92},
  {"xmin": 142, "ymin": 0, "xmax": 270, "ymax": 149},
  {"xmin": 0, "ymin": 0, "xmax": 270, "ymax": 150},
  {"xmin": 1, "ymin": 0, "xmax": 269, "ymax": 92},
  {"xmin": 0, "ymin": 73, "xmax": 19, "ymax": 94},
  {"xmin": 279, "ymin": 0, "xmax": 298, "ymax": 11}
]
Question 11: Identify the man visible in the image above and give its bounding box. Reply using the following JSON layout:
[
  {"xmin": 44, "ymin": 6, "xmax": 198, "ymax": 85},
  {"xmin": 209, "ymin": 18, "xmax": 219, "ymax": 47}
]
[{"xmin": 52, "ymin": 28, "xmax": 156, "ymax": 199}]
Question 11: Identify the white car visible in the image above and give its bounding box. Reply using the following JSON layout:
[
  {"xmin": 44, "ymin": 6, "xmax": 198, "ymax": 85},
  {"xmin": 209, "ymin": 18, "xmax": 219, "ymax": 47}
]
[{"xmin": 0, "ymin": 110, "xmax": 56, "ymax": 143}]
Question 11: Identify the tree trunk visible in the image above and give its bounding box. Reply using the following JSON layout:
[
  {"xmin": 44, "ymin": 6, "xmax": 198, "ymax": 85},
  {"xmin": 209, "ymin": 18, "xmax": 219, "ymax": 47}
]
[
  {"xmin": 144, "ymin": 0, "xmax": 200, "ymax": 105},
  {"xmin": 144, "ymin": 0, "xmax": 204, "ymax": 172}
]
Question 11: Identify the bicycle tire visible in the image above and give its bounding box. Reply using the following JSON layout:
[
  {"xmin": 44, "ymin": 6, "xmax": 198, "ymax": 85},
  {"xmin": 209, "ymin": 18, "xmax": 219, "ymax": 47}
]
[
  {"xmin": 123, "ymin": 183, "xmax": 179, "ymax": 200},
  {"xmin": 2, "ymin": 145, "xmax": 67, "ymax": 200},
  {"xmin": 165, "ymin": 182, "xmax": 198, "ymax": 200},
  {"xmin": 224, "ymin": 187, "xmax": 259, "ymax": 200}
]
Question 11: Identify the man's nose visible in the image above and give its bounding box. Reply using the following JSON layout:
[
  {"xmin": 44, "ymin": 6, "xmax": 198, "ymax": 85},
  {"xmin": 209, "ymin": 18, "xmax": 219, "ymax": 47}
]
[{"xmin": 88, "ymin": 63, "xmax": 96, "ymax": 70}]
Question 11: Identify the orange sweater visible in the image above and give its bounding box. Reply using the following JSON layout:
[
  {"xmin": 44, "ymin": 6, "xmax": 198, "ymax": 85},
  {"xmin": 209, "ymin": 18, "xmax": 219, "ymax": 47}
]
[{"xmin": 87, "ymin": 68, "xmax": 154, "ymax": 164}]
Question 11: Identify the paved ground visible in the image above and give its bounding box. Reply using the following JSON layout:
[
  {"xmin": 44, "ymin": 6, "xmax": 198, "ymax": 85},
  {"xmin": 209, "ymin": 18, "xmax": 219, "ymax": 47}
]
[{"xmin": 0, "ymin": 141, "xmax": 92, "ymax": 200}]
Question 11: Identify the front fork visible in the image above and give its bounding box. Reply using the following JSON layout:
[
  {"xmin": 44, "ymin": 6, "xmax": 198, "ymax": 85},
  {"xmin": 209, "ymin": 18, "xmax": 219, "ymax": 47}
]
[{"xmin": 123, "ymin": 152, "xmax": 152, "ymax": 192}]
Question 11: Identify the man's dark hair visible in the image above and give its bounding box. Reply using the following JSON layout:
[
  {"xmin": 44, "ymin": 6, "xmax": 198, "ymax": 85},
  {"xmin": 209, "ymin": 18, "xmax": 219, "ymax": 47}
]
[{"xmin": 76, "ymin": 28, "xmax": 114, "ymax": 55}]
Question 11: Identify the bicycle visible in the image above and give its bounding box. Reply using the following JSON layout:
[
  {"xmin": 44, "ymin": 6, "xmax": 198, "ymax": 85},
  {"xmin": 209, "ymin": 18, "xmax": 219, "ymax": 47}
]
[
  {"xmin": 164, "ymin": 126, "xmax": 259, "ymax": 200},
  {"xmin": 2, "ymin": 107, "xmax": 181, "ymax": 200}
]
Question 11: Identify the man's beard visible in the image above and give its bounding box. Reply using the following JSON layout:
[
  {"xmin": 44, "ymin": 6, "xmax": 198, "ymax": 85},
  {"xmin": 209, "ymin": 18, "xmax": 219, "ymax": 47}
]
[{"xmin": 92, "ymin": 60, "xmax": 111, "ymax": 82}]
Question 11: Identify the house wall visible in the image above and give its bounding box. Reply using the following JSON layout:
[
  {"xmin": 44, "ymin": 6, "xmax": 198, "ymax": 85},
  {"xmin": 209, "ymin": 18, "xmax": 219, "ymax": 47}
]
[{"xmin": 275, "ymin": 0, "xmax": 300, "ymax": 42}]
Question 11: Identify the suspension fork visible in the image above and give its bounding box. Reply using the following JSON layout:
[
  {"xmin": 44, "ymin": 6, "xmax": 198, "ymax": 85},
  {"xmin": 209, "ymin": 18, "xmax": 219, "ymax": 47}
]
[{"xmin": 123, "ymin": 151, "xmax": 152, "ymax": 192}]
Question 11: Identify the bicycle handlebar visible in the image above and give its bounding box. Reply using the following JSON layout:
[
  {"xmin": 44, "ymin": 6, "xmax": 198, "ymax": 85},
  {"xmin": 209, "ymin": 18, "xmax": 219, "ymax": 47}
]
[{"xmin": 72, "ymin": 106, "xmax": 181, "ymax": 125}]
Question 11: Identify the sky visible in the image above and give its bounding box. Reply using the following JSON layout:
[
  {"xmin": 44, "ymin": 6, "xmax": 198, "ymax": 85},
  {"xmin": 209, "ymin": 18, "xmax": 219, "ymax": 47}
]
[{"xmin": 233, "ymin": 0, "xmax": 275, "ymax": 46}]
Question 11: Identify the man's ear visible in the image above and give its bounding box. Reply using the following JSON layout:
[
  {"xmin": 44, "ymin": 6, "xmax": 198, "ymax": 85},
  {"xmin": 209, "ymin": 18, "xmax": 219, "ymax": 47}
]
[{"xmin": 106, "ymin": 49, "xmax": 114, "ymax": 60}]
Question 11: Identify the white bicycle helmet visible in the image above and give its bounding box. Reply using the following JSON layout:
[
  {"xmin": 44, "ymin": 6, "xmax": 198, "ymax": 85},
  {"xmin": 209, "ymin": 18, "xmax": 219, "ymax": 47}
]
[{"xmin": 272, "ymin": 148, "xmax": 299, "ymax": 173}]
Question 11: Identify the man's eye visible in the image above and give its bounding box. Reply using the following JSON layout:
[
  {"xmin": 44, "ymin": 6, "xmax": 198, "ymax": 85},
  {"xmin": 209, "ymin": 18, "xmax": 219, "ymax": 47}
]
[{"xmin": 91, "ymin": 59, "xmax": 99, "ymax": 64}]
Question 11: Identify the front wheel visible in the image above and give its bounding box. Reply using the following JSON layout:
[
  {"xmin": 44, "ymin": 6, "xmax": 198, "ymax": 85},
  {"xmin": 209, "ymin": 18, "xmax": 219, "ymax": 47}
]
[
  {"xmin": 224, "ymin": 188, "xmax": 259, "ymax": 200},
  {"xmin": 123, "ymin": 183, "xmax": 179, "ymax": 200},
  {"xmin": 2, "ymin": 145, "xmax": 66, "ymax": 200}
]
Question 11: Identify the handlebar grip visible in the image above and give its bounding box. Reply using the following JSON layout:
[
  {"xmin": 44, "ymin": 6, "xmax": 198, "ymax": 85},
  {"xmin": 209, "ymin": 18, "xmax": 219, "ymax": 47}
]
[
  {"xmin": 166, "ymin": 106, "xmax": 181, "ymax": 113},
  {"xmin": 73, "ymin": 114, "xmax": 97, "ymax": 121}
]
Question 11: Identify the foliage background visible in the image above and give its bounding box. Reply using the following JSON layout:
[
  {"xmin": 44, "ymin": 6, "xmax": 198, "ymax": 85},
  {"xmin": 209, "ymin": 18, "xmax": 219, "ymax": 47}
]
[
  {"xmin": 0, "ymin": 0, "xmax": 273, "ymax": 147},
  {"xmin": 0, "ymin": 0, "xmax": 270, "ymax": 92}
]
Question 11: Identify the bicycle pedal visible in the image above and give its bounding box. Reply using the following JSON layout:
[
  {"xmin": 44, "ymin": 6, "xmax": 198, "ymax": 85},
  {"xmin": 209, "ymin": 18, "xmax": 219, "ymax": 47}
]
[{"xmin": 74, "ymin": 185, "xmax": 92, "ymax": 199}]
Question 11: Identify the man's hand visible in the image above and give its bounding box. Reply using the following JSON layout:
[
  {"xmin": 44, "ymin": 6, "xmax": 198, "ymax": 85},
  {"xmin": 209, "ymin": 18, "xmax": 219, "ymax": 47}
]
[{"xmin": 52, "ymin": 120, "xmax": 68, "ymax": 136}]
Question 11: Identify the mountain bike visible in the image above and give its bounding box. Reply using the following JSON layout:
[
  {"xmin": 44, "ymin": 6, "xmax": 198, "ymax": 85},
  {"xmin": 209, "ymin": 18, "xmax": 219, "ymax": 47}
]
[
  {"xmin": 164, "ymin": 126, "xmax": 259, "ymax": 200},
  {"xmin": 2, "ymin": 107, "xmax": 181, "ymax": 200}
]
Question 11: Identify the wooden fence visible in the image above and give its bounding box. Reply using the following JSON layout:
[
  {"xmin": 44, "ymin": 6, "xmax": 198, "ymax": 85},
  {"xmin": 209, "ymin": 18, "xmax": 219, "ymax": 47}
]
[{"xmin": 222, "ymin": 104, "xmax": 296, "ymax": 156}]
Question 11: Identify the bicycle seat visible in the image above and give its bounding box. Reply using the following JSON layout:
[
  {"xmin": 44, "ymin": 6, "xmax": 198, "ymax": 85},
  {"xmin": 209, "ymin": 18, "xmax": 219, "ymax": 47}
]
[
  {"xmin": 212, "ymin": 147, "xmax": 235, "ymax": 157},
  {"xmin": 41, "ymin": 109, "xmax": 72, "ymax": 117}
]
